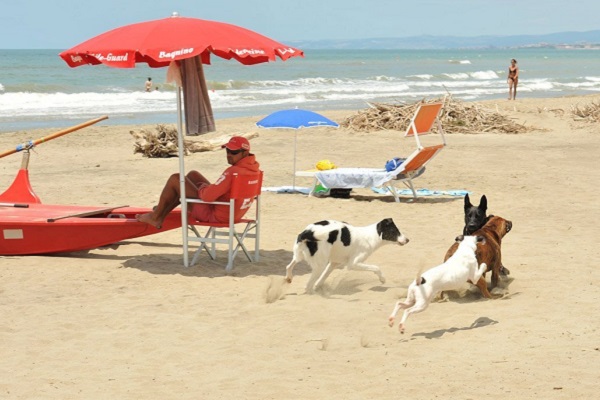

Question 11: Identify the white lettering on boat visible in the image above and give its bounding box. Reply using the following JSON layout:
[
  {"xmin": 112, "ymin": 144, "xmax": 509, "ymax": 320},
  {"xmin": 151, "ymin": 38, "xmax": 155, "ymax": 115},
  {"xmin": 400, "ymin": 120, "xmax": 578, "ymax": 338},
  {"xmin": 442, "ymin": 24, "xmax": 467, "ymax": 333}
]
[{"xmin": 158, "ymin": 48, "xmax": 194, "ymax": 59}]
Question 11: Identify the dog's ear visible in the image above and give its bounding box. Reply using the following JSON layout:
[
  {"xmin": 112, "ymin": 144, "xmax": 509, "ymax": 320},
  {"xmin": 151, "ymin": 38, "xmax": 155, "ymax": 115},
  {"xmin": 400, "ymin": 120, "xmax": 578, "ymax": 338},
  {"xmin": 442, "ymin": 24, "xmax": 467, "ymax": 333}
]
[
  {"xmin": 455, "ymin": 235, "xmax": 464, "ymax": 243},
  {"xmin": 479, "ymin": 195, "xmax": 488, "ymax": 212},
  {"xmin": 476, "ymin": 235, "xmax": 486, "ymax": 245},
  {"xmin": 464, "ymin": 194, "xmax": 472, "ymax": 211}
]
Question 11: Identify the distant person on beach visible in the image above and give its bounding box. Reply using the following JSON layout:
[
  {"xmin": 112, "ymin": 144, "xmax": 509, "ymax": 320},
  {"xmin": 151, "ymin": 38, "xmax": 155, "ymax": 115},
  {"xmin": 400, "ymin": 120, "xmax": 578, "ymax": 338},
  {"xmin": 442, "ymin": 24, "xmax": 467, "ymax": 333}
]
[
  {"xmin": 145, "ymin": 77, "xmax": 152, "ymax": 92},
  {"xmin": 507, "ymin": 59, "xmax": 519, "ymax": 100},
  {"xmin": 136, "ymin": 136, "xmax": 260, "ymax": 229}
]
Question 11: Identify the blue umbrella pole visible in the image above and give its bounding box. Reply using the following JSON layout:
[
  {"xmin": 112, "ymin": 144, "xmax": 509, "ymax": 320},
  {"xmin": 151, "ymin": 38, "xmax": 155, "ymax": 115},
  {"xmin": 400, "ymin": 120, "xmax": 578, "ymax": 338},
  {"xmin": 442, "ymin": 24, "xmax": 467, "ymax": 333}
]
[{"xmin": 293, "ymin": 130, "xmax": 297, "ymax": 191}]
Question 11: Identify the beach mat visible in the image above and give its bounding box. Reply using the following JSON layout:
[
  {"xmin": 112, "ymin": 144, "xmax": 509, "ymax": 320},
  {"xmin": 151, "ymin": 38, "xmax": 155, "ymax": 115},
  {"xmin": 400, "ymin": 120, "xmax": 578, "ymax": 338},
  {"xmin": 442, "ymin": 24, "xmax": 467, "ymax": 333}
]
[
  {"xmin": 262, "ymin": 186, "xmax": 311, "ymax": 194},
  {"xmin": 372, "ymin": 187, "xmax": 470, "ymax": 197}
]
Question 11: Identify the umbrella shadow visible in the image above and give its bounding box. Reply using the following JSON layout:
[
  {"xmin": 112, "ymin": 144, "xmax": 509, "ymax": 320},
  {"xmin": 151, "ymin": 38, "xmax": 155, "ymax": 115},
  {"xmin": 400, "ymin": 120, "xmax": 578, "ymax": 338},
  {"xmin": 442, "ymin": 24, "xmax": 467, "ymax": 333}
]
[
  {"xmin": 121, "ymin": 247, "xmax": 297, "ymax": 278},
  {"xmin": 42, "ymin": 243, "xmax": 298, "ymax": 279},
  {"xmin": 411, "ymin": 316, "xmax": 499, "ymax": 339},
  {"xmin": 43, "ymin": 240, "xmax": 188, "ymax": 261}
]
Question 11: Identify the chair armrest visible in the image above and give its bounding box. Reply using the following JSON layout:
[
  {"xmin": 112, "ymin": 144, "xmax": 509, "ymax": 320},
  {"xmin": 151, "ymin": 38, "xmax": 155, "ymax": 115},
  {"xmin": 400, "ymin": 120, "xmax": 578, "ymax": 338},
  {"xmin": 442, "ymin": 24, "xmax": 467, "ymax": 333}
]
[{"xmin": 186, "ymin": 198, "xmax": 230, "ymax": 206}]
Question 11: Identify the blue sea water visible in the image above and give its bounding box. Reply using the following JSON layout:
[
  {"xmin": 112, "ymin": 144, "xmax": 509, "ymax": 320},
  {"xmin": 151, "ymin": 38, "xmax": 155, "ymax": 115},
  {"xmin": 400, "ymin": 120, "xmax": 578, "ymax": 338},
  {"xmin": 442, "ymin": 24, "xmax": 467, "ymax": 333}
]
[{"xmin": 1, "ymin": 48, "xmax": 600, "ymax": 132}]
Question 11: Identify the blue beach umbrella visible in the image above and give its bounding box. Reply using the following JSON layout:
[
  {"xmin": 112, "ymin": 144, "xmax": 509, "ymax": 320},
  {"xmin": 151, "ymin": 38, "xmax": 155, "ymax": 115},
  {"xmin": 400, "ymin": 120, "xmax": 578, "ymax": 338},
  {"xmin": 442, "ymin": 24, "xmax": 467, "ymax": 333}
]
[
  {"xmin": 256, "ymin": 108, "xmax": 339, "ymax": 130},
  {"xmin": 256, "ymin": 109, "xmax": 339, "ymax": 190}
]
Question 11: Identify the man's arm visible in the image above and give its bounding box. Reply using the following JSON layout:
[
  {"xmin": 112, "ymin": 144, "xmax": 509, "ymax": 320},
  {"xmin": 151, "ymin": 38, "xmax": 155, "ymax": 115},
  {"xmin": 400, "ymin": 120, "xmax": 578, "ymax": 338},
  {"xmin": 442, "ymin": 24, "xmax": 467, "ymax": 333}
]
[{"xmin": 198, "ymin": 171, "xmax": 231, "ymax": 202}]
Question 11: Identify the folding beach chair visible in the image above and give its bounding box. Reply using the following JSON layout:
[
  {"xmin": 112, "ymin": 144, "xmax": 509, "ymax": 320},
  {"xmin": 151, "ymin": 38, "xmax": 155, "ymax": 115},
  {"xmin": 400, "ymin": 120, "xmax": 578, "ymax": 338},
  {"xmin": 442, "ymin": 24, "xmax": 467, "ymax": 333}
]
[
  {"xmin": 186, "ymin": 171, "xmax": 263, "ymax": 272},
  {"xmin": 295, "ymin": 101, "xmax": 446, "ymax": 202},
  {"xmin": 384, "ymin": 101, "xmax": 446, "ymax": 199}
]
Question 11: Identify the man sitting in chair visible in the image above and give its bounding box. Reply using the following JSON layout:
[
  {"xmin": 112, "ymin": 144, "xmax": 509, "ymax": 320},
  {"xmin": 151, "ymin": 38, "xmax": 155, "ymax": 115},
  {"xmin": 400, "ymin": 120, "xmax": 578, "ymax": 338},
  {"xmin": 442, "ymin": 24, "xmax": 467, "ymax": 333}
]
[{"xmin": 136, "ymin": 136, "xmax": 260, "ymax": 229}]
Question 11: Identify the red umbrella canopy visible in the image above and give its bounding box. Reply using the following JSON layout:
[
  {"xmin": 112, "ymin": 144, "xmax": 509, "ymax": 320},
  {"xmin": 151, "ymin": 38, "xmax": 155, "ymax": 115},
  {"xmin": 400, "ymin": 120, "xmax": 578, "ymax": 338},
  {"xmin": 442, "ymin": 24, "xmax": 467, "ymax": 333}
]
[{"xmin": 59, "ymin": 14, "xmax": 303, "ymax": 68}]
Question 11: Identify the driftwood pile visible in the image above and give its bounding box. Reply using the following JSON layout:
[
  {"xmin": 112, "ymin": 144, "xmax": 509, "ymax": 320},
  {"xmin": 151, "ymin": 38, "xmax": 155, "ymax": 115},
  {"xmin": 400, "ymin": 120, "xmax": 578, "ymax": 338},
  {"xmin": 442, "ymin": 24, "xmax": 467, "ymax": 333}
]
[
  {"xmin": 130, "ymin": 125, "xmax": 258, "ymax": 158},
  {"xmin": 570, "ymin": 100, "xmax": 600, "ymax": 123},
  {"xmin": 340, "ymin": 97, "xmax": 533, "ymax": 134}
]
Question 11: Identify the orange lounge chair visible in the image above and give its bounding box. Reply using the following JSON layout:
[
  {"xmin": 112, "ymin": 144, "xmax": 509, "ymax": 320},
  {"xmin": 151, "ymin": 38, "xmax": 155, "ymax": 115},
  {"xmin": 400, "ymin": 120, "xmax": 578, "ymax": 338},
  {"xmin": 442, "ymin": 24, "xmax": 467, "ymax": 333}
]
[{"xmin": 296, "ymin": 101, "xmax": 446, "ymax": 202}]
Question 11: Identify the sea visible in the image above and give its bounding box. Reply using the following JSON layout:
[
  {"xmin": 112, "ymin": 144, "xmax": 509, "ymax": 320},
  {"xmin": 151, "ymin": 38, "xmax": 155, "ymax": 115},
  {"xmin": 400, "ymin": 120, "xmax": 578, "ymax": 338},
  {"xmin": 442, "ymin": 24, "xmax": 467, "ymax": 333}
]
[{"xmin": 1, "ymin": 48, "xmax": 600, "ymax": 132}]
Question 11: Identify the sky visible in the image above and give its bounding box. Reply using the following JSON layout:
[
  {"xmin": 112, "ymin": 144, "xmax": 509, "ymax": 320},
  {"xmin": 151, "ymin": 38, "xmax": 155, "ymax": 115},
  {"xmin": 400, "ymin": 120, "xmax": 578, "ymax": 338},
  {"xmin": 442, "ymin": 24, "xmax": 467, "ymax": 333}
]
[{"xmin": 1, "ymin": 0, "xmax": 599, "ymax": 49}]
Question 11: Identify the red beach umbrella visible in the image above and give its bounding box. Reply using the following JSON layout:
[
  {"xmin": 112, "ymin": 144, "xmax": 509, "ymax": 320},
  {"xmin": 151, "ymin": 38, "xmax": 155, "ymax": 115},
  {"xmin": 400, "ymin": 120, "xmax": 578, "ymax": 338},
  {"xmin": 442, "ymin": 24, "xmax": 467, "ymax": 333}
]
[
  {"xmin": 59, "ymin": 13, "xmax": 302, "ymax": 68},
  {"xmin": 59, "ymin": 13, "xmax": 303, "ymax": 266}
]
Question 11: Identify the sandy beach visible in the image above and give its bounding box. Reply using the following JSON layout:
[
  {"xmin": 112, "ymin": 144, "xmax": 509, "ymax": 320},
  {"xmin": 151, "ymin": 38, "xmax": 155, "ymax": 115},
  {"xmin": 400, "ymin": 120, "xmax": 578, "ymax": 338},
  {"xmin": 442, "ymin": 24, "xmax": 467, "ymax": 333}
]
[{"xmin": 1, "ymin": 94, "xmax": 599, "ymax": 399}]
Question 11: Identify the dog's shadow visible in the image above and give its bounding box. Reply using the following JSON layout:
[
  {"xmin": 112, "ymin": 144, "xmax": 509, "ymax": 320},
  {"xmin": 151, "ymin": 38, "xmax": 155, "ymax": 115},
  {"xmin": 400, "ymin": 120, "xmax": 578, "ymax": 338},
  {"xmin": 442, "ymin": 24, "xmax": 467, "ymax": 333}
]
[
  {"xmin": 412, "ymin": 316, "xmax": 498, "ymax": 339},
  {"xmin": 317, "ymin": 276, "xmax": 392, "ymax": 298}
]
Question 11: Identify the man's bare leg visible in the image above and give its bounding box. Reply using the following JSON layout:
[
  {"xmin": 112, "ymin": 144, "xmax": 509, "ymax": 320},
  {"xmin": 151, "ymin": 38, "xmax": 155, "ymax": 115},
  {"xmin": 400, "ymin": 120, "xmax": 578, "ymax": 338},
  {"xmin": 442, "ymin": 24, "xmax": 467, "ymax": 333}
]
[{"xmin": 137, "ymin": 171, "xmax": 209, "ymax": 228}]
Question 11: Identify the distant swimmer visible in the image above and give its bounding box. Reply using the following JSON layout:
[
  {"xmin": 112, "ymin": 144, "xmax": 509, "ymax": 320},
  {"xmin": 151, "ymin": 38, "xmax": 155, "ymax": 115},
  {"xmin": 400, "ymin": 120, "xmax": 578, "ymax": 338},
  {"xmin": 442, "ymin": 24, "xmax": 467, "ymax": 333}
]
[{"xmin": 145, "ymin": 77, "xmax": 152, "ymax": 92}]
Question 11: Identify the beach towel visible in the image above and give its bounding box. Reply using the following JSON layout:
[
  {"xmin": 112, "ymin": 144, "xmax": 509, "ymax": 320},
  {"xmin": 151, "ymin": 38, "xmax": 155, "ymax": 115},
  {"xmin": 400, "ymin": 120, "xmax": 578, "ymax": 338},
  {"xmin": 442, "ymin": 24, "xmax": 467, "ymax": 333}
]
[
  {"xmin": 180, "ymin": 56, "xmax": 215, "ymax": 135},
  {"xmin": 314, "ymin": 168, "xmax": 399, "ymax": 189}
]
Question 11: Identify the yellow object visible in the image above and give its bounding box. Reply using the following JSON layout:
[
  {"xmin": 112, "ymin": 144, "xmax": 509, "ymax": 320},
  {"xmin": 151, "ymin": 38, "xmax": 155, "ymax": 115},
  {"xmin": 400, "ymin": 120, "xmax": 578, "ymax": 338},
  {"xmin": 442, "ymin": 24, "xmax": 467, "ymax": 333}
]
[{"xmin": 316, "ymin": 159, "xmax": 336, "ymax": 170}]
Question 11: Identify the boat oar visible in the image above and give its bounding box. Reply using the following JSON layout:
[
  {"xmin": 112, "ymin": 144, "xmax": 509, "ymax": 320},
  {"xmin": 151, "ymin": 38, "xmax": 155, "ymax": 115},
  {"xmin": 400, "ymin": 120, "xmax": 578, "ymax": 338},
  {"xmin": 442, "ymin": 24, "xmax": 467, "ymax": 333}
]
[
  {"xmin": 47, "ymin": 205, "xmax": 129, "ymax": 222},
  {"xmin": 0, "ymin": 202, "xmax": 29, "ymax": 208},
  {"xmin": 0, "ymin": 115, "xmax": 109, "ymax": 159}
]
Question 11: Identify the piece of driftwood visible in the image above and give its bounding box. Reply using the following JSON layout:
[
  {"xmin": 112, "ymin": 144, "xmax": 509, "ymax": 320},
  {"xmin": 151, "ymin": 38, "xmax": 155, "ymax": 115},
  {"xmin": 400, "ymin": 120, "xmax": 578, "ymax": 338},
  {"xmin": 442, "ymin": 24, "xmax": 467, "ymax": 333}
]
[
  {"xmin": 130, "ymin": 125, "xmax": 258, "ymax": 158},
  {"xmin": 340, "ymin": 96, "xmax": 534, "ymax": 134}
]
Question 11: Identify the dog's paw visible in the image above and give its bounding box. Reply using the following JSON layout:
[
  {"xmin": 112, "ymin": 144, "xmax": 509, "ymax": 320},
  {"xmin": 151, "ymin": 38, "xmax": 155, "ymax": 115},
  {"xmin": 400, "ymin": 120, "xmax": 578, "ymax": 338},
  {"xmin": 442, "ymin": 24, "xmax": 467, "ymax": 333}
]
[
  {"xmin": 500, "ymin": 266, "xmax": 510, "ymax": 276},
  {"xmin": 398, "ymin": 324, "xmax": 405, "ymax": 334},
  {"xmin": 379, "ymin": 276, "xmax": 386, "ymax": 284},
  {"xmin": 491, "ymin": 287, "xmax": 508, "ymax": 297},
  {"xmin": 285, "ymin": 277, "xmax": 292, "ymax": 283},
  {"xmin": 388, "ymin": 317, "xmax": 395, "ymax": 327}
]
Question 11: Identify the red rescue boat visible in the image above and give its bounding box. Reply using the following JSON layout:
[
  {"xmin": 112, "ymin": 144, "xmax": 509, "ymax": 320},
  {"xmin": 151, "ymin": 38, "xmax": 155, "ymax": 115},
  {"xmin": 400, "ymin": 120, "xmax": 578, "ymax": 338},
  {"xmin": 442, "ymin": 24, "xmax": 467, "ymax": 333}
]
[
  {"xmin": 0, "ymin": 203, "xmax": 182, "ymax": 255},
  {"xmin": 0, "ymin": 117, "xmax": 183, "ymax": 255}
]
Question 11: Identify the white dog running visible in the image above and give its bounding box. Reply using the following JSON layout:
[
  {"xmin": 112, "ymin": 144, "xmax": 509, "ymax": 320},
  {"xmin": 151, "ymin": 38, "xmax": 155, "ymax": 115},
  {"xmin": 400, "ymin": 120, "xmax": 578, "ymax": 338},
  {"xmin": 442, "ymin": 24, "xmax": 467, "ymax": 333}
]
[
  {"xmin": 285, "ymin": 218, "xmax": 409, "ymax": 293},
  {"xmin": 388, "ymin": 235, "xmax": 487, "ymax": 333}
]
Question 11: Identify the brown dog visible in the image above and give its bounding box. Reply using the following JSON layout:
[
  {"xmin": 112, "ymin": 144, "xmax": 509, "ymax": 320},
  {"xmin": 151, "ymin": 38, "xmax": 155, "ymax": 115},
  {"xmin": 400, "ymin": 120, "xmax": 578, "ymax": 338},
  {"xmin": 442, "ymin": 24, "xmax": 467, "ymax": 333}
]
[{"xmin": 444, "ymin": 216, "xmax": 513, "ymax": 298}]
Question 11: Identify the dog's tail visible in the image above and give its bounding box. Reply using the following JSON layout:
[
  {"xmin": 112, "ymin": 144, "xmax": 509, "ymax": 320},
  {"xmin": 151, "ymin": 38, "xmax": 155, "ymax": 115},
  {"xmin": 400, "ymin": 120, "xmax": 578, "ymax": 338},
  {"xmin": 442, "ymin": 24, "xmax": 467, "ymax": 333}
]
[
  {"xmin": 297, "ymin": 229, "xmax": 319, "ymax": 244},
  {"xmin": 415, "ymin": 261, "xmax": 426, "ymax": 286},
  {"xmin": 296, "ymin": 229, "xmax": 319, "ymax": 258}
]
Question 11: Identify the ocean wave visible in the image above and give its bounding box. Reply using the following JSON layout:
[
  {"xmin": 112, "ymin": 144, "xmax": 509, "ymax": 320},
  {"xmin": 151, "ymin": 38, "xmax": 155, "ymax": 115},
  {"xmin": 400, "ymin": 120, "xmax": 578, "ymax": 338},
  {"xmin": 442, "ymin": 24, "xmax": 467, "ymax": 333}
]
[
  {"xmin": 470, "ymin": 70, "xmax": 499, "ymax": 79},
  {"xmin": 443, "ymin": 73, "xmax": 470, "ymax": 80},
  {"xmin": 407, "ymin": 74, "xmax": 433, "ymax": 80},
  {"xmin": 558, "ymin": 81, "xmax": 600, "ymax": 89},
  {"xmin": 521, "ymin": 81, "xmax": 555, "ymax": 91},
  {"xmin": 0, "ymin": 91, "xmax": 176, "ymax": 118},
  {"xmin": 0, "ymin": 76, "xmax": 593, "ymax": 126}
]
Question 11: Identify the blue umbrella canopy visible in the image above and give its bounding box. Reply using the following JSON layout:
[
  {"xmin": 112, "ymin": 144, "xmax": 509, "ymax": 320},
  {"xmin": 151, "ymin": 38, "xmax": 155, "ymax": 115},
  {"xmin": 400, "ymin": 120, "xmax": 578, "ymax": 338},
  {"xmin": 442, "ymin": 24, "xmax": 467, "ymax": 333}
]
[
  {"xmin": 256, "ymin": 109, "xmax": 339, "ymax": 192},
  {"xmin": 256, "ymin": 109, "xmax": 339, "ymax": 129}
]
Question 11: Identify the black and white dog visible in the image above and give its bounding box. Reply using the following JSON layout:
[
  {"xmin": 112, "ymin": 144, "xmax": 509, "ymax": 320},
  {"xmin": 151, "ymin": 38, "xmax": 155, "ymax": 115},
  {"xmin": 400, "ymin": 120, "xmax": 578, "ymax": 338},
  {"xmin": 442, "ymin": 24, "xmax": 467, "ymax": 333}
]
[{"xmin": 285, "ymin": 218, "xmax": 409, "ymax": 293}]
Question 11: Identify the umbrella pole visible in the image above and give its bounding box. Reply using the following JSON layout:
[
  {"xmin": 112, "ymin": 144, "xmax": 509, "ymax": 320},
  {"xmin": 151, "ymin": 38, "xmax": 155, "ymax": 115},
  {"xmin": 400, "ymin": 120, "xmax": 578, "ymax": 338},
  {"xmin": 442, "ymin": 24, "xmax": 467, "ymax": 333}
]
[
  {"xmin": 175, "ymin": 86, "xmax": 190, "ymax": 267},
  {"xmin": 292, "ymin": 131, "xmax": 297, "ymax": 191}
]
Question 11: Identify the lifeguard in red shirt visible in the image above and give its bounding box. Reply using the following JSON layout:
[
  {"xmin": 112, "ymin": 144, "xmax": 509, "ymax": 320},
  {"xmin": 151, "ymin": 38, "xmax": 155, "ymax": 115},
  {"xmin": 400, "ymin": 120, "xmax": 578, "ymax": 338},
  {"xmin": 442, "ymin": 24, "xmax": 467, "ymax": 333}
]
[{"xmin": 137, "ymin": 136, "xmax": 260, "ymax": 229}]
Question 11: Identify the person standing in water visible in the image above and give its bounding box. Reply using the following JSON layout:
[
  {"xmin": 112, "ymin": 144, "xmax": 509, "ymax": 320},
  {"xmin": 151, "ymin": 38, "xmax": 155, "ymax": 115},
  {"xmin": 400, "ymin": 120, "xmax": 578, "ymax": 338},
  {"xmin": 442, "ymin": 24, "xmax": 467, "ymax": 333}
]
[
  {"xmin": 507, "ymin": 59, "xmax": 519, "ymax": 100},
  {"xmin": 145, "ymin": 77, "xmax": 152, "ymax": 92}
]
